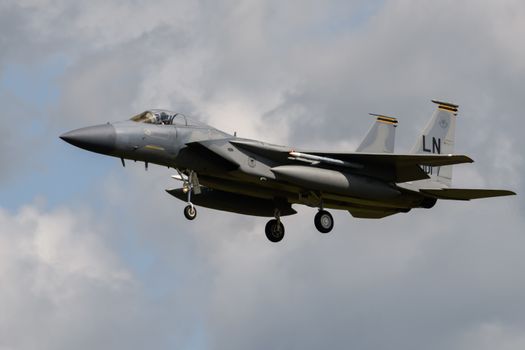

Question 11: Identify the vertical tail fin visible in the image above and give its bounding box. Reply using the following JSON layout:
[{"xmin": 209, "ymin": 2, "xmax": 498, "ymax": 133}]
[
  {"xmin": 410, "ymin": 100, "xmax": 458, "ymax": 187},
  {"xmin": 356, "ymin": 114, "xmax": 397, "ymax": 153}
]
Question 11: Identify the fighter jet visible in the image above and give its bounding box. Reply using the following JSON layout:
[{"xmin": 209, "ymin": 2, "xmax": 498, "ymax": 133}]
[{"xmin": 60, "ymin": 100, "xmax": 515, "ymax": 242}]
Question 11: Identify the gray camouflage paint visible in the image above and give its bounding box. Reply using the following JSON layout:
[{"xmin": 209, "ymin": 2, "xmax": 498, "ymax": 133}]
[{"xmin": 60, "ymin": 102, "xmax": 514, "ymax": 231}]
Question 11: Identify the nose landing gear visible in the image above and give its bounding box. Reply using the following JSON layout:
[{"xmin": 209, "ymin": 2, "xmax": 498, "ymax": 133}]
[{"xmin": 179, "ymin": 170, "xmax": 200, "ymax": 221}]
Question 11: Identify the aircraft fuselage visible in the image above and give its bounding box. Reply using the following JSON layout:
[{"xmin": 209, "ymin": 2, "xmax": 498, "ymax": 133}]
[{"xmin": 60, "ymin": 104, "xmax": 515, "ymax": 242}]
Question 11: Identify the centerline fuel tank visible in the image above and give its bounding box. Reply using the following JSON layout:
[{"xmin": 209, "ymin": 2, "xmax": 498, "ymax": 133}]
[{"xmin": 271, "ymin": 165, "xmax": 400, "ymax": 199}]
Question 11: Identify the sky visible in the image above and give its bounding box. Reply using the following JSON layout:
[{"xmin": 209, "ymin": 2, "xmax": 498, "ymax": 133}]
[{"xmin": 0, "ymin": 0, "xmax": 524, "ymax": 349}]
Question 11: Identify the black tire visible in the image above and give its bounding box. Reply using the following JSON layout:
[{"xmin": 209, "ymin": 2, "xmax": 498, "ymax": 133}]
[
  {"xmin": 184, "ymin": 205, "xmax": 197, "ymax": 220},
  {"xmin": 265, "ymin": 219, "xmax": 285, "ymax": 243},
  {"xmin": 314, "ymin": 210, "xmax": 334, "ymax": 233}
]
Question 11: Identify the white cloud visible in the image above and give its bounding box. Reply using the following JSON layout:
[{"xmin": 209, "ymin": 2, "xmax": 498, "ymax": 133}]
[
  {"xmin": 0, "ymin": 204, "xmax": 137, "ymax": 349},
  {"xmin": 457, "ymin": 322, "xmax": 525, "ymax": 350},
  {"xmin": 0, "ymin": 202, "xmax": 215, "ymax": 350}
]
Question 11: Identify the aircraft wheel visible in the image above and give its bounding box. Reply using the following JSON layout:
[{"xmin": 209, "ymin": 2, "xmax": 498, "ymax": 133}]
[
  {"xmin": 314, "ymin": 210, "xmax": 334, "ymax": 234},
  {"xmin": 184, "ymin": 205, "xmax": 197, "ymax": 220},
  {"xmin": 265, "ymin": 219, "xmax": 285, "ymax": 243}
]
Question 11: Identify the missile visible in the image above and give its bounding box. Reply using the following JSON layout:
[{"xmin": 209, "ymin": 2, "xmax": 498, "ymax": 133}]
[{"xmin": 288, "ymin": 151, "xmax": 363, "ymax": 169}]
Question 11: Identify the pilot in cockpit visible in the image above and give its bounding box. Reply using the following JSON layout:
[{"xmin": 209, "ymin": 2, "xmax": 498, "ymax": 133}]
[
  {"xmin": 131, "ymin": 110, "xmax": 202, "ymax": 128},
  {"xmin": 158, "ymin": 112, "xmax": 173, "ymax": 125}
]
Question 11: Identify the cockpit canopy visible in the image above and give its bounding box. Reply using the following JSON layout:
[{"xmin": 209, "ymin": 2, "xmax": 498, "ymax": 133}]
[{"xmin": 130, "ymin": 109, "xmax": 204, "ymax": 126}]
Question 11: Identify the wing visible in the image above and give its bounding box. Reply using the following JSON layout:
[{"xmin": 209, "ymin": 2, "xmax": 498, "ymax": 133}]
[
  {"xmin": 419, "ymin": 188, "xmax": 516, "ymax": 200},
  {"xmin": 230, "ymin": 139, "xmax": 473, "ymax": 183}
]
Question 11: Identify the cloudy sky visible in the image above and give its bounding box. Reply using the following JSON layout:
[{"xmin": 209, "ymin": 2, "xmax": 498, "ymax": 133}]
[{"xmin": 1, "ymin": 0, "xmax": 524, "ymax": 349}]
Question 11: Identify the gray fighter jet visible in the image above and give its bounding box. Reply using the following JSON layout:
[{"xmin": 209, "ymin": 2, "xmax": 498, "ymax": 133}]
[{"xmin": 60, "ymin": 100, "xmax": 515, "ymax": 242}]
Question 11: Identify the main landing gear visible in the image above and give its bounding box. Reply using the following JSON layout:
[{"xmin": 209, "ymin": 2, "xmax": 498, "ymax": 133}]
[
  {"xmin": 265, "ymin": 209, "xmax": 285, "ymax": 243},
  {"xmin": 314, "ymin": 210, "xmax": 334, "ymax": 234},
  {"xmin": 264, "ymin": 208, "xmax": 334, "ymax": 242}
]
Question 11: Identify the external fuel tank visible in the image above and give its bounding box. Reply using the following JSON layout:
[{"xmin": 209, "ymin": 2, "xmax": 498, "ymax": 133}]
[{"xmin": 271, "ymin": 165, "xmax": 400, "ymax": 199}]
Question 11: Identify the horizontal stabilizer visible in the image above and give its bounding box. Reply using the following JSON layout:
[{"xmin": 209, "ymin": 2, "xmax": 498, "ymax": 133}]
[{"xmin": 420, "ymin": 188, "xmax": 516, "ymax": 200}]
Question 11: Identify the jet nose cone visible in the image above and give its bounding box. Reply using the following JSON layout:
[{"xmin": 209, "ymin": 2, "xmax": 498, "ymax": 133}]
[{"xmin": 60, "ymin": 123, "xmax": 116, "ymax": 154}]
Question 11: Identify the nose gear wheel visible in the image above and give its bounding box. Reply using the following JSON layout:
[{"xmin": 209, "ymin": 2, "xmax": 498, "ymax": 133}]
[{"xmin": 184, "ymin": 204, "xmax": 197, "ymax": 220}]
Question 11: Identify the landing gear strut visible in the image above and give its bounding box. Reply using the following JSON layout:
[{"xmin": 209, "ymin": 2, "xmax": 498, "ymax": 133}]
[
  {"xmin": 181, "ymin": 170, "xmax": 200, "ymax": 221},
  {"xmin": 265, "ymin": 209, "xmax": 285, "ymax": 242},
  {"xmin": 314, "ymin": 210, "xmax": 334, "ymax": 233}
]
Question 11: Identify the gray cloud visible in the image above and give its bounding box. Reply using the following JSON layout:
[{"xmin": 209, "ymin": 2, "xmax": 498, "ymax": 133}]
[
  {"xmin": 0, "ymin": 205, "xmax": 148, "ymax": 349},
  {"xmin": 0, "ymin": 0, "xmax": 524, "ymax": 349}
]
